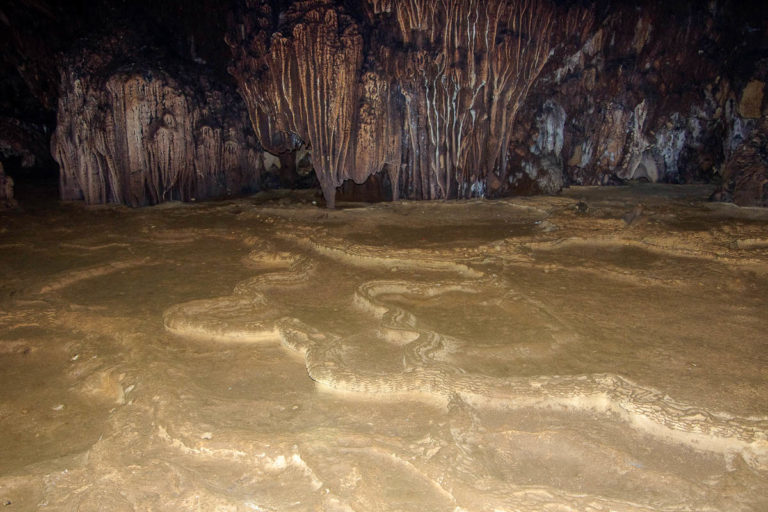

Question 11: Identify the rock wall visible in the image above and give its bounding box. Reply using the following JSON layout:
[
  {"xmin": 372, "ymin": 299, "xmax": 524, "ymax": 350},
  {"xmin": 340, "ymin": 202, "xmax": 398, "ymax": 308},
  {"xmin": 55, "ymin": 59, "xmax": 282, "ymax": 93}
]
[
  {"xmin": 228, "ymin": 0, "xmax": 592, "ymax": 207},
  {"xmin": 0, "ymin": 115, "xmax": 53, "ymax": 176},
  {"xmin": 5, "ymin": 0, "xmax": 765, "ymax": 207},
  {"xmin": 228, "ymin": 0, "xmax": 767, "ymax": 207},
  {"xmin": 51, "ymin": 31, "xmax": 266, "ymax": 206},
  {"xmin": 0, "ymin": 1, "xmax": 68, "ymax": 191},
  {"xmin": 505, "ymin": 3, "xmax": 768, "ymax": 207},
  {"xmin": 722, "ymin": 96, "xmax": 768, "ymax": 206}
]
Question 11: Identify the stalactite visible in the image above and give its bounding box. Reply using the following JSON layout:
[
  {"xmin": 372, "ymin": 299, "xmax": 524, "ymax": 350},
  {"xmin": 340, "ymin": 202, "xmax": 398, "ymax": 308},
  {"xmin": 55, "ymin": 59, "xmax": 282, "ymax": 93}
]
[
  {"xmin": 229, "ymin": 0, "xmax": 766, "ymax": 206},
  {"xmin": 228, "ymin": 0, "xmax": 365, "ymax": 208},
  {"xmin": 1, "ymin": 0, "xmax": 765, "ymax": 208},
  {"xmin": 385, "ymin": 0, "xmax": 567, "ymax": 199},
  {"xmin": 227, "ymin": 2, "xmax": 302, "ymax": 156},
  {"xmin": 230, "ymin": 0, "xmax": 586, "ymax": 205},
  {"xmin": 353, "ymin": 66, "xmax": 404, "ymax": 199}
]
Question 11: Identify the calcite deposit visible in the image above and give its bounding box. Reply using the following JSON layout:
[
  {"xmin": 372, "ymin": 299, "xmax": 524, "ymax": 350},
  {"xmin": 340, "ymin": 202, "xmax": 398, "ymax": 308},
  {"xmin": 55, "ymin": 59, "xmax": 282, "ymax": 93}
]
[
  {"xmin": 228, "ymin": 0, "xmax": 592, "ymax": 206},
  {"xmin": 3, "ymin": 0, "xmax": 765, "ymax": 206},
  {"xmin": 51, "ymin": 31, "xmax": 266, "ymax": 206},
  {"xmin": 224, "ymin": 0, "xmax": 767, "ymax": 206},
  {"xmin": 1, "ymin": 185, "xmax": 767, "ymax": 510}
]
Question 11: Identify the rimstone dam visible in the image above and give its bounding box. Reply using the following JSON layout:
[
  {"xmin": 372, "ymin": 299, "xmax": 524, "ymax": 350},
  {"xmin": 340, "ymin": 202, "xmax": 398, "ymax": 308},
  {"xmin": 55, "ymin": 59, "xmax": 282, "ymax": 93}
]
[{"xmin": 1, "ymin": 1, "xmax": 768, "ymax": 510}]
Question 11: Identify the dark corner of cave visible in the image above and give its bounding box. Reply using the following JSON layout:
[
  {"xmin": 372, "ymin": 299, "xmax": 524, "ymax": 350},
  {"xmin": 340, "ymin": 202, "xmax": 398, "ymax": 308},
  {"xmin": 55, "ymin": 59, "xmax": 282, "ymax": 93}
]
[{"xmin": 0, "ymin": 0, "xmax": 766, "ymax": 211}]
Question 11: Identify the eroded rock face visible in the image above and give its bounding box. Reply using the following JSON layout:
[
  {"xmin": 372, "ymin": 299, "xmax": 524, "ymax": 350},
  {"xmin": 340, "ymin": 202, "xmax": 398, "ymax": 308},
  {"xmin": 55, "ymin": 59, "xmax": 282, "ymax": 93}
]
[{"xmin": 51, "ymin": 31, "xmax": 265, "ymax": 206}]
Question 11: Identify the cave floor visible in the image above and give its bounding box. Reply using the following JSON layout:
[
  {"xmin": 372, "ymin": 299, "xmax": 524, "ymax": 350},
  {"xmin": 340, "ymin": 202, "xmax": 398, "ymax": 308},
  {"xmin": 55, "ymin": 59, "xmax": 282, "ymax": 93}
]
[{"xmin": 1, "ymin": 184, "xmax": 767, "ymax": 511}]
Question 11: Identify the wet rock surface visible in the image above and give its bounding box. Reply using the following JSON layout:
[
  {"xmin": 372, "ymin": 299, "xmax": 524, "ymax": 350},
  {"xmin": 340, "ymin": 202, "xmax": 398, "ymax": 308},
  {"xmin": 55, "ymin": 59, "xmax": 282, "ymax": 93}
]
[{"xmin": 1, "ymin": 185, "xmax": 767, "ymax": 510}]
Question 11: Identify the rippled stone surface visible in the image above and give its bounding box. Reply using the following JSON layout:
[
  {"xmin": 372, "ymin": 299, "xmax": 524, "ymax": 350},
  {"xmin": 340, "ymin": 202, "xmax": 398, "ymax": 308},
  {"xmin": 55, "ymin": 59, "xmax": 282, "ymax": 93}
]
[{"xmin": 1, "ymin": 184, "xmax": 767, "ymax": 510}]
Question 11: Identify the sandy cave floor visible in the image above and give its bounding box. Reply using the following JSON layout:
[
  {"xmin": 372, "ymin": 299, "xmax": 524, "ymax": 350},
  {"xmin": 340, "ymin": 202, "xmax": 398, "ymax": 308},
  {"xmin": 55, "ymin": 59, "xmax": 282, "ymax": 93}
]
[{"xmin": 0, "ymin": 184, "xmax": 767, "ymax": 511}]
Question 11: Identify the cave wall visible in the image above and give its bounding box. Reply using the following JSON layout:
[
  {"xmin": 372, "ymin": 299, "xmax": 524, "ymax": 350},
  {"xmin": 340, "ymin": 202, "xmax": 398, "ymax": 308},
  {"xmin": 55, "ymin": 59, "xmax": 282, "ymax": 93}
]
[
  {"xmin": 506, "ymin": 3, "xmax": 768, "ymax": 204},
  {"xmin": 227, "ymin": 0, "xmax": 767, "ymax": 207},
  {"xmin": 228, "ymin": 0, "xmax": 593, "ymax": 207},
  {"xmin": 0, "ymin": 114, "xmax": 54, "ymax": 178},
  {"xmin": 0, "ymin": 0, "xmax": 74, "ymax": 186},
  {"xmin": 3, "ymin": 0, "xmax": 766, "ymax": 207},
  {"xmin": 722, "ymin": 101, "xmax": 768, "ymax": 206},
  {"xmin": 51, "ymin": 31, "xmax": 266, "ymax": 206}
]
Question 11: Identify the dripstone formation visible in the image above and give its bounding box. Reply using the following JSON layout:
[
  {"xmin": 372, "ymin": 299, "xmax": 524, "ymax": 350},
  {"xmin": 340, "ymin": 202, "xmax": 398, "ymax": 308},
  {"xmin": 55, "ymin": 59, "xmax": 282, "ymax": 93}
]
[
  {"xmin": 1, "ymin": 0, "xmax": 767, "ymax": 207},
  {"xmin": 228, "ymin": 0, "xmax": 593, "ymax": 207},
  {"xmin": 51, "ymin": 31, "xmax": 266, "ymax": 206}
]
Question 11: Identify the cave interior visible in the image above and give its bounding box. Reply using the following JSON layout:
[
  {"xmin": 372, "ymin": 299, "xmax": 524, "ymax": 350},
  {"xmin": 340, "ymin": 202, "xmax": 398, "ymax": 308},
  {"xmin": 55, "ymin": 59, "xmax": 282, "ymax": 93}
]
[{"xmin": 1, "ymin": 0, "xmax": 768, "ymax": 510}]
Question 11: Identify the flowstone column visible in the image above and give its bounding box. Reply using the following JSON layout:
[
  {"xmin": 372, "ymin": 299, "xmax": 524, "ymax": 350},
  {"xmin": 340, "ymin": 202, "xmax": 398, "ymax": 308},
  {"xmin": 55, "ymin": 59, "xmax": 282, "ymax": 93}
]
[{"xmin": 229, "ymin": 0, "xmax": 365, "ymax": 208}]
